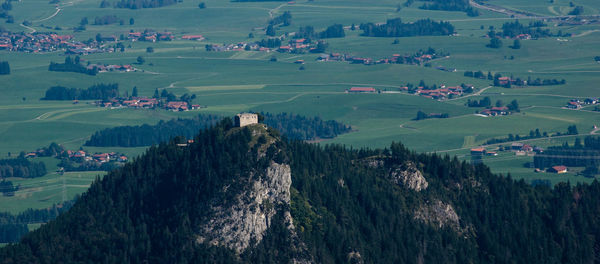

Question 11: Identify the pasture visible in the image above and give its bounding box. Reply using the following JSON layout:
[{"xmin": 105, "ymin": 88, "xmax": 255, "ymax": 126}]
[{"xmin": 0, "ymin": 0, "xmax": 599, "ymax": 212}]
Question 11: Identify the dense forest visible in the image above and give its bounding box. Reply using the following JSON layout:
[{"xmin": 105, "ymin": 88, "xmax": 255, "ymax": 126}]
[
  {"xmin": 419, "ymin": 0, "xmax": 479, "ymax": 16},
  {"xmin": 261, "ymin": 112, "xmax": 352, "ymax": 140},
  {"xmin": 0, "ymin": 157, "xmax": 46, "ymax": 179},
  {"xmin": 42, "ymin": 83, "xmax": 119, "ymax": 100},
  {"xmin": 534, "ymin": 136, "xmax": 600, "ymax": 170},
  {"xmin": 0, "ymin": 61, "xmax": 9, "ymax": 75},
  {"xmin": 85, "ymin": 113, "xmax": 351, "ymax": 147},
  {"xmin": 112, "ymin": 0, "xmax": 178, "ymax": 9},
  {"xmin": 360, "ymin": 18, "xmax": 455, "ymax": 37},
  {"xmin": 0, "ymin": 201, "xmax": 75, "ymax": 243},
  {"xmin": 2, "ymin": 120, "xmax": 600, "ymax": 263},
  {"xmin": 84, "ymin": 115, "xmax": 222, "ymax": 147},
  {"xmin": 48, "ymin": 56, "xmax": 98, "ymax": 76}
]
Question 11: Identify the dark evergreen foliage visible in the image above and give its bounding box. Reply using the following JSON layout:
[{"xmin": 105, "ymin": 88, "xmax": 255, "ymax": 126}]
[
  {"xmin": 360, "ymin": 18, "xmax": 454, "ymax": 37},
  {"xmin": 318, "ymin": 24, "xmax": 345, "ymax": 38},
  {"xmin": 0, "ymin": 201, "xmax": 75, "ymax": 243},
  {"xmin": 419, "ymin": 0, "xmax": 479, "ymax": 16},
  {"xmin": 113, "ymin": 0, "xmax": 178, "ymax": 9},
  {"xmin": 2, "ymin": 123, "xmax": 600, "ymax": 263},
  {"xmin": 42, "ymin": 83, "xmax": 119, "ymax": 100},
  {"xmin": 0, "ymin": 61, "xmax": 9, "ymax": 75},
  {"xmin": 48, "ymin": 56, "xmax": 98, "ymax": 75},
  {"xmin": 84, "ymin": 113, "xmax": 351, "ymax": 147},
  {"xmin": 0, "ymin": 157, "xmax": 46, "ymax": 179}
]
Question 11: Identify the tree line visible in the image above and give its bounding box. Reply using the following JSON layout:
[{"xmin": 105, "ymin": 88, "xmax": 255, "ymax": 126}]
[
  {"xmin": 485, "ymin": 126, "xmax": 578, "ymax": 145},
  {"xmin": 0, "ymin": 200, "xmax": 75, "ymax": 243},
  {"xmin": 534, "ymin": 135, "xmax": 600, "ymax": 171},
  {"xmin": 42, "ymin": 83, "xmax": 119, "ymax": 100},
  {"xmin": 48, "ymin": 56, "xmax": 98, "ymax": 76},
  {"xmin": 110, "ymin": 0, "xmax": 178, "ymax": 9},
  {"xmin": 0, "ymin": 156, "xmax": 47, "ymax": 179},
  {"xmin": 0, "ymin": 61, "xmax": 9, "ymax": 75},
  {"xmin": 419, "ymin": 0, "xmax": 479, "ymax": 16},
  {"xmin": 360, "ymin": 18, "xmax": 454, "ymax": 37}
]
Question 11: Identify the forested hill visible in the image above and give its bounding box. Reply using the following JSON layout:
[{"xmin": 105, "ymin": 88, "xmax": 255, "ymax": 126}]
[{"xmin": 2, "ymin": 119, "xmax": 600, "ymax": 263}]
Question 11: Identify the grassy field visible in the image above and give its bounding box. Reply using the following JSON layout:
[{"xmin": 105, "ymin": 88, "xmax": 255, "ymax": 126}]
[{"xmin": 0, "ymin": 0, "xmax": 599, "ymax": 213}]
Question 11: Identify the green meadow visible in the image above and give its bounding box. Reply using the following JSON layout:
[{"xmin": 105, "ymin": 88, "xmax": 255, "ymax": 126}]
[{"xmin": 0, "ymin": 0, "xmax": 599, "ymax": 212}]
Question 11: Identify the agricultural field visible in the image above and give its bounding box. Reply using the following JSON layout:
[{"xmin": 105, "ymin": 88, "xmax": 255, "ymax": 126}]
[{"xmin": 0, "ymin": 0, "xmax": 599, "ymax": 213}]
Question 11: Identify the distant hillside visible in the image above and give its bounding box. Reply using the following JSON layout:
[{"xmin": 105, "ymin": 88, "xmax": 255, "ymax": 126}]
[{"xmin": 2, "ymin": 119, "xmax": 600, "ymax": 263}]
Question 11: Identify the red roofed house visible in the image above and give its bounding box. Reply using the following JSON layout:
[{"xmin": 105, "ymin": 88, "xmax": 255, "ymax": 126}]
[
  {"xmin": 167, "ymin": 101, "xmax": 188, "ymax": 111},
  {"xmin": 471, "ymin": 148, "xmax": 486, "ymax": 155},
  {"xmin": 182, "ymin": 35, "xmax": 204, "ymax": 41},
  {"xmin": 548, "ymin": 166, "xmax": 567, "ymax": 174},
  {"xmin": 348, "ymin": 87, "xmax": 376, "ymax": 93}
]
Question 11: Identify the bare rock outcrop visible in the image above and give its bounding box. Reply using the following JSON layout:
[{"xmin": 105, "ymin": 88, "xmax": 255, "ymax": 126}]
[
  {"xmin": 414, "ymin": 200, "xmax": 460, "ymax": 231},
  {"xmin": 197, "ymin": 162, "xmax": 292, "ymax": 253},
  {"xmin": 389, "ymin": 162, "xmax": 428, "ymax": 191}
]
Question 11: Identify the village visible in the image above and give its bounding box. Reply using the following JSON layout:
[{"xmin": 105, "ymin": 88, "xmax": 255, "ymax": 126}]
[
  {"xmin": 95, "ymin": 96, "xmax": 204, "ymax": 111},
  {"xmin": 346, "ymin": 83, "xmax": 473, "ymax": 101},
  {"xmin": 23, "ymin": 145, "xmax": 128, "ymax": 172},
  {"xmin": 565, "ymin": 98, "xmax": 599, "ymax": 109},
  {"xmin": 471, "ymin": 143, "xmax": 574, "ymax": 174}
]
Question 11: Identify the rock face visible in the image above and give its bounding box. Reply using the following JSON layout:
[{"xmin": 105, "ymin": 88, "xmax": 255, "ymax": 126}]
[
  {"xmin": 414, "ymin": 200, "xmax": 460, "ymax": 231},
  {"xmin": 389, "ymin": 162, "xmax": 428, "ymax": 191},
  {"xmin": 197, "ymin": 162, "xmax": 292, "ymax": 253}
]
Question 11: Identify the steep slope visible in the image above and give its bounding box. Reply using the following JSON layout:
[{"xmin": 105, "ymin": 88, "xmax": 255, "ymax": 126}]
[{"xmin": 1, "ymin": 119, "xmax": 600, "ymax": 263}]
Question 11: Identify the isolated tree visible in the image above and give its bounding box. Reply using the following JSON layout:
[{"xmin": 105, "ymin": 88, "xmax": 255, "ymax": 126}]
[
  {"xmin": 146, "ymin": 47, "xmax": 154, "ymax": 53},
  {"xmin": 132, "ymin": 86, "xmax": 138, "ymax": 97},
  {"xmin": 198, "ymin": 2, "xmax": 206, "ymax": 8},
  {"xmin": 511, "ymin": 39, "xmax": 521, "ymax": 49},
  {"xmin": 507, "ymin": 99, "xmax": 519, "ymax": 112},
  {"xmin": 80, "ymin": 17, "xmax": 88, "ymax": 25},
  {"xmin": 129, "ymin": 18, "xmax": 134, "ymax": 25},
  {"xmin": 266, "ymin": 24, "xmax": 275, "ymax": 36},
  {"xmin": 487, "ymin": 37, "xmax": 502, "ymax": 48},
  {"xmin": 137, "ymin": 56, "xmax": 145, "ymax": 64},
  {"xmin": 0, "ymin": 61, "xmax": 10, "ymax": 75}
]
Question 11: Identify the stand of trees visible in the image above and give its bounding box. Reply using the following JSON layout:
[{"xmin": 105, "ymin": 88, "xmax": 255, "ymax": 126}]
[
  {"xmin": 48, "ymin": 56, "xmax": 98, "ymax": 76},
  {"xmin": 261, "ymin": 112, "xmax": 352, "ymax": 140},
  {"xmin": 3, "ymin": 121, "xmax": 600, "ymax": 262},
  {"xmin": 85, "ymin": 115, "xmax": 222, "ymax": 147},
  {"xmin": 534, "ymin": 136, "xmax": 600, "ymax": 170},
  {"xmin": 42, "ymin": 83, "xmax": 119, "ymax": 100},
  {"xmin": 319, "ymin": 24, "xmax": 345, "ymax": 38},
  {"xmin": 360, "ymin": 18, "xmax": 454, "ymax": 37},
  {"xmin": 0, "ymin": 157, "xmax": 47, "ymax": 179},
  {"xmin": 269, "ymin": 11, "xmax": 291, "ymax": 26},
  {"xmin": 419, "ymin": 0, "xmax": 479, "ymax": 16},
  {"xmin": 414, "ymin": 111, "xmax": 449, "ymax": 120},
  {"xmin": 113, "ymin": 0, "xmax": 178, "ymax": 9},
  {"xmin": 93, "ymin": 15, "xmax": 120, "ymax": 25},
  {"xmin": 0, "ymin": 61, "xmax": 9, "ymax": 75},
  {"xmin": 484, "ymin": 127, "xmax": 571, "ymax": 145},
  {"xmin": 0, "ymin": 201, "xmax": 75, "ymax": 243},
  {"xmin": 487, "ymin": 20, "xmax": 568, "ymax": 39},
  {"xmin": 85, "ymin": 113, "xmax": 352, "ymax": 147}
]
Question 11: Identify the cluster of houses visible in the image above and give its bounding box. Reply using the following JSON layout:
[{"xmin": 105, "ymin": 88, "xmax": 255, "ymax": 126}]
[
  {"xmin": 479, "ymin": 106, "xmax": 510, "ymax": 116},
  {"xmin": 345, "ymin": 84, "xmax": 471, "ymax": 100},
  {"xmin": 86, "ymin": 63, "xmax": 136, "ymax": 73},
  {"xmin": 127, "ymin": 31, "xmax": 174, "ymax": 42},
  {"xmin": 471, "ymin": 142, "xmax": 544, "ymax": 157},
  {"xmin": 0, "ymin": 32, "xmax": 82, "ymax": 53},
  {"xmin": 414, "ymin": 85, "xmax": 468, "ymax": 100},
  {"xmin": 24, "ymin": 148, "xmax": 128, "ymax": 164},
  {"xmin": 318, "ymin": 52, "xmax": 441, "ymax": 66},
  {"xmin": 96, "ymin": 96, "xmax": 203, "ymax": 111},
  {"xmin": 566, "ymin": 98, "xmax": 598, "ymax": 109},
  {"xmin": 65, "ymin": 150, "xmax": 128, "ymax": 164},
  {"xmin": 205, "ymin": 42, "xmax": 271, "ymax": 52}
]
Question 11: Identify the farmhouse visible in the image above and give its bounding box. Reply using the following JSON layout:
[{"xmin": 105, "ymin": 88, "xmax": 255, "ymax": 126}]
[
  {"xmin": 182, "ymin": 35, "xmax": 204, "ymax": 41},
  {"xmin": 548, "ymin": 166, "xmax": 568, "ymax": 174},
  {"xmin": 347, "ymin": 87, "xmax": 376, "ymax": 93},
  {"xmin": 235, "ymin": 113, "xmax": 258, "ymax": 127},
  {"xmin": 471, "ymin": 148, "xmax": 486, "ymax": 155},
  {"xmin": 167, "ymin": 101, "xmax": 189, "ymax": 111}
]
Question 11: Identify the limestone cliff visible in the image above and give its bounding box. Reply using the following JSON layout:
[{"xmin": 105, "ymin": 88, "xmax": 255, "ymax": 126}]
[{"xmin": 389, "ymin": 161, "xmax": 428, "ymax": 191}]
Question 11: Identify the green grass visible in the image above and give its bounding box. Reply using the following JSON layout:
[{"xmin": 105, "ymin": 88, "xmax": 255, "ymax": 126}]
[{"xmin": 0, "ymin": 0, "xmax": 599, "ymax": 212}]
